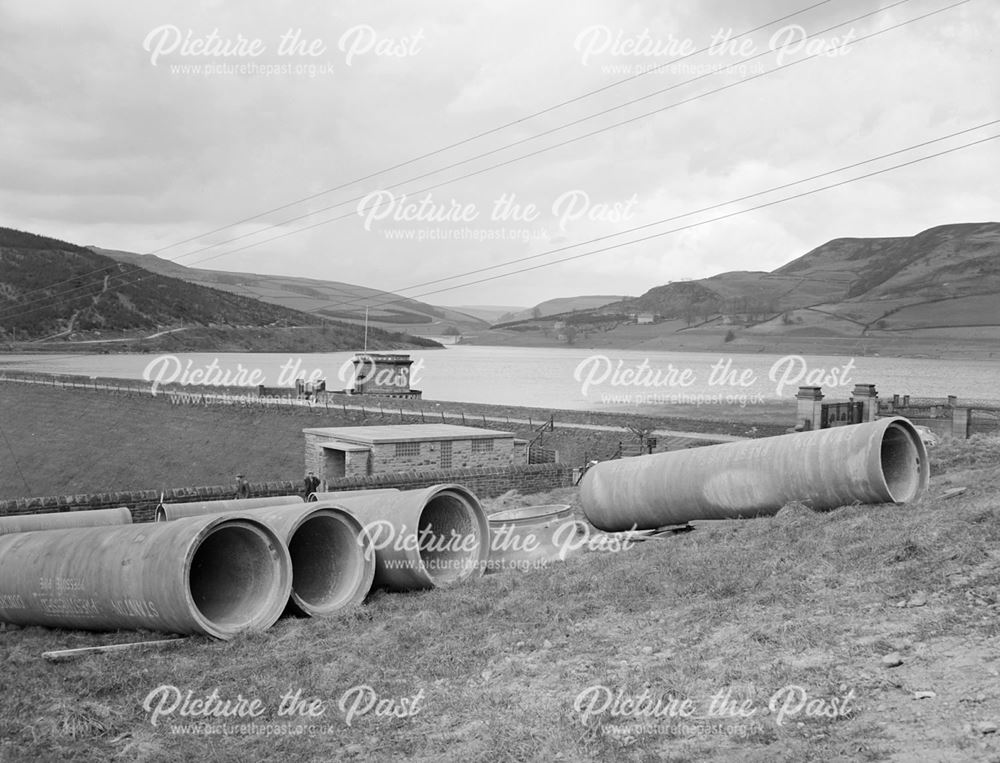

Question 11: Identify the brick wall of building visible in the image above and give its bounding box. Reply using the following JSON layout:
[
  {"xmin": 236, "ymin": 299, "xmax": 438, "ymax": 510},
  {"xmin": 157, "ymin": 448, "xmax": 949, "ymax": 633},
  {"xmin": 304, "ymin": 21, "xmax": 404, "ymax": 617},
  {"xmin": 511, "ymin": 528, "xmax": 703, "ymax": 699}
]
[{"xmin": 370, "ymin": 437, "xmax": 516, "ymax": 473}]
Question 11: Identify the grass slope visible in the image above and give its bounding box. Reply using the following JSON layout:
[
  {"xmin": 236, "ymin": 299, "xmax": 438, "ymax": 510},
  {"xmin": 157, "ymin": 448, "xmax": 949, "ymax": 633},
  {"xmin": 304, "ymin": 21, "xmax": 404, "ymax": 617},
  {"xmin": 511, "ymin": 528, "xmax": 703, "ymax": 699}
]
[
  {"xmin": 0, "ymin": 381, "xmax": 783, "ymax": 500},
  {"xmin": 0, "ymin": 228, "xmax": 317, "ymax": 339},
  {"xmin": 94, "ymin": 248, "xmax": 489, "ymax": 336},
  {"xmin": 472, "ymin": 223, "xmax": 1000, "ymax": 351},
  {"xmin": 1, "ymin": 437, "xmax": 999, "ymax": 760}
]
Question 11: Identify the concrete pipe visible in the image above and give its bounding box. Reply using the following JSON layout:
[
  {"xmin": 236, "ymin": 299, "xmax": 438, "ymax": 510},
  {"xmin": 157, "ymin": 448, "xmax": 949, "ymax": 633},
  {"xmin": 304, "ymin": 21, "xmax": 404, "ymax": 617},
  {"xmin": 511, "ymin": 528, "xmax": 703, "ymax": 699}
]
[
  {"xmin": 0, "ymin": 514, "xmax": 292, "ymax": 639},
  {"xmin": 271, "ymin": 506, "xmax": 375, "ymax": 615},
  {"xmin": 0, "ymin": 507, "xmax": 132, "ymax": 536},
  {"xmin": 331, "ymin": 484, "xmax": 489, "ymax": 591},
  {"xmin": 158, "ymin": 503, "xmax": 375, "ymax": 616},
  {"xmin": 486, "ymin": 505, "xmax": 579, "ymax": 573},
  {"xmin": 580, "ymin": 417, "xmax": 929, "ymax": 531},
  {"xmin": 308, "ymin": 489, "xmax": 400, "ymax": 502},
  {"xmin": 156, "ymin": 495, "xmax": 304, "ymax": 522}
]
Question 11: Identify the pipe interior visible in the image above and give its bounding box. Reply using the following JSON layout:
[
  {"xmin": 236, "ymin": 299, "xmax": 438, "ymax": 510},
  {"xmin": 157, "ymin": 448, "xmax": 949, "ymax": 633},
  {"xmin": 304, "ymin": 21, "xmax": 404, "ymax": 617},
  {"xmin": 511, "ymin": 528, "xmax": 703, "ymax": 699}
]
[
  {"xmin": 880, "ymin": 423, "xmax": 923, "ymax": 502},
  {"xmin": 287, "ymin": 514, "xmax": 361, "ymax": 612},
  {"xmin": 418, "ymin": 492, "xmax": 479, "ymax": 583},
  {"xmin": 189, "ymin": 525, "xmax": 280, "ymax": 630}
]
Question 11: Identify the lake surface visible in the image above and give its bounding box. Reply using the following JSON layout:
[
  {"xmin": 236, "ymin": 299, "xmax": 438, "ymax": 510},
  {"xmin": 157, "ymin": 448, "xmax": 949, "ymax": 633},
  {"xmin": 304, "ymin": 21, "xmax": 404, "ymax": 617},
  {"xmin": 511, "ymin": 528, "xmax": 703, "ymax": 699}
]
[{"xmin": 1, "ymin": 345, "xmax": 998, "ymax": 413}]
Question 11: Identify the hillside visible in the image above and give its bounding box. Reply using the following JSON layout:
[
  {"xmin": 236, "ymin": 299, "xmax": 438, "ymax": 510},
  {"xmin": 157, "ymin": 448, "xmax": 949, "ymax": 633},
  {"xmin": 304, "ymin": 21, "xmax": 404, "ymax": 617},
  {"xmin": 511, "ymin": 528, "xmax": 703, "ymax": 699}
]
[
  {"xmin": 499, "ymin": 294, "xmax": 630, "ymax": 323},
  {"xmin": 625, "ymin": 222, "xmax": 1000, "ymax": 333},
  {"xmin": 468, "ymin": 223, "xmax": 1000, "ymax": 354},
  {"xmin": 0, "ymin": 227, "xmax": 439, "ymax": 350},
  {"xmin": 94, "ymin": 248, "xmax": 489, "ymax": 336}
]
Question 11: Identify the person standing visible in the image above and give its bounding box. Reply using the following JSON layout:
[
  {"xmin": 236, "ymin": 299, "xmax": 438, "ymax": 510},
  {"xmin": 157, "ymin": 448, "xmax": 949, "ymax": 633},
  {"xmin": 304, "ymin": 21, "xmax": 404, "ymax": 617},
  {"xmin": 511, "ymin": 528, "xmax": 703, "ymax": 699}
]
[
  {"xmin": 235, "ymin": 474, "xmax": 251, "ymax": 499},
  {"xmin": 303, "ymin": 471, "xmax": 320, "ymax": 499}
]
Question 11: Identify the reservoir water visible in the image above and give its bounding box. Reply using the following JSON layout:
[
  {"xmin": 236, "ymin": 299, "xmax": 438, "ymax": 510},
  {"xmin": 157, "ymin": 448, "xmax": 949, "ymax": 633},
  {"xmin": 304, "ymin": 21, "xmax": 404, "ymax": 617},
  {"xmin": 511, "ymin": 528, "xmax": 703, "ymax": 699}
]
[{"xmin": 2, "ymin": 345, "xmax": 997, "ymax": 413}]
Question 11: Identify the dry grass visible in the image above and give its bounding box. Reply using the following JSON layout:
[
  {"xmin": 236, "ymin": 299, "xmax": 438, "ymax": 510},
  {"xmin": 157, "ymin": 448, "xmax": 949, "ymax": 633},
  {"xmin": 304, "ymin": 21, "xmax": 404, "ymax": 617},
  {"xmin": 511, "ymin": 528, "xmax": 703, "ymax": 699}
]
[{"xmin": 2, "ymin": 437, "xmax": 1000, "ymax": 760}]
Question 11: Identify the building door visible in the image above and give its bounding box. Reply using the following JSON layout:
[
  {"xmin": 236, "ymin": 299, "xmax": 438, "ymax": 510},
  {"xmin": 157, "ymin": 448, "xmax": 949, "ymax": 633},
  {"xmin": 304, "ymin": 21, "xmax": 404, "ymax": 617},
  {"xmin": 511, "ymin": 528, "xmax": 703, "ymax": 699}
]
[{"xmin": 323, "ymin": 449, "xmax": 346, "ymax": 479}]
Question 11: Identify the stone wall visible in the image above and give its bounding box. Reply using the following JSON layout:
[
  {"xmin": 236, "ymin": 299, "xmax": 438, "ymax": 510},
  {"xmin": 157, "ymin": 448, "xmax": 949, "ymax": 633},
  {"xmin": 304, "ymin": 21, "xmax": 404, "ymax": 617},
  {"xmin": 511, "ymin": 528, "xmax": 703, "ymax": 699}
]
[{"xmin": 0, "ymin": 464, "xmax": 573, "ymax": 523}]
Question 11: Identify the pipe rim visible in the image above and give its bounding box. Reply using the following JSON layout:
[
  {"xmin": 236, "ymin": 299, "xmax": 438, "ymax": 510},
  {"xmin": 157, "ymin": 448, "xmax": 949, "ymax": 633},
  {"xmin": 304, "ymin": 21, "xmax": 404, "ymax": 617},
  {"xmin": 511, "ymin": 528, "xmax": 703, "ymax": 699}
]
[
  {"xmin": 182, "ymin": 516, "xmax": 292, "ymax": 639},
  {"xmin": 873, "ymin": 417, "xmax": 930, "ymax": 503},
  {"xmin": 284, "ymin": 508, "xmax": 375, "ymax": 616},
  {"xmin": 488, "ymin": 504, "xmax": 573, "ymax": 526},
  {"xmin": 413, "ymin": 484, "xmax": 489, "ymax": 585}
]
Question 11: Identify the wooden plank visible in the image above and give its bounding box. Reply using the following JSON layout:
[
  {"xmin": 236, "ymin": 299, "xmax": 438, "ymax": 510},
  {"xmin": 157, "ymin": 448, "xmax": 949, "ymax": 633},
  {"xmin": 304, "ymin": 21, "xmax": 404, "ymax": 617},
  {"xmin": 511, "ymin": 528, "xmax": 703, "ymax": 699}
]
[{"xmin": 42, "ymin": 637, "xmax": 186, "ymax": 662}]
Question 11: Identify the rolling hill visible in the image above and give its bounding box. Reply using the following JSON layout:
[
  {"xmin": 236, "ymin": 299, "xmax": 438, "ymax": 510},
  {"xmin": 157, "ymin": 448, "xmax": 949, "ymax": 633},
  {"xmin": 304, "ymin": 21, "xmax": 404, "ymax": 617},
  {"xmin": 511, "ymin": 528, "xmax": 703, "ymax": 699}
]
[
  {"xmin": 0, "ymin": 227, "xmax": 439, "ymax": 349},
  {"xmin": 470, "ymin": 222, "xmax": 1000, "ymax": 351},
  {"xmin": 498, "ymin": 295, "xmax": 631, "ymax": 323},
  {"xmin": 94, "ymin": 248, "xmax": 489, "ymax": 336}
]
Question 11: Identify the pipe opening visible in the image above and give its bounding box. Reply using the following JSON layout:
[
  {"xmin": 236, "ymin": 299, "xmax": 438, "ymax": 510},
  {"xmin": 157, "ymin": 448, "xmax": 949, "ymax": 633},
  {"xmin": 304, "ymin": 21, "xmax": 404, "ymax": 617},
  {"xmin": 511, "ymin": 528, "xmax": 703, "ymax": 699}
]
[
  {"xmin": 189, "ymin": 523, "xmax": 283, "ymax": 633},
  {"xmin": 287, "ymin": 513, "xmax": 365, "ymax": 614},
  {"xmin": 417, "ymin": 492, "xmax": 480, "ymax": 584},
  {"xmin": 880, "ymin": 422, "xmax": 925, "ymax": 502}
]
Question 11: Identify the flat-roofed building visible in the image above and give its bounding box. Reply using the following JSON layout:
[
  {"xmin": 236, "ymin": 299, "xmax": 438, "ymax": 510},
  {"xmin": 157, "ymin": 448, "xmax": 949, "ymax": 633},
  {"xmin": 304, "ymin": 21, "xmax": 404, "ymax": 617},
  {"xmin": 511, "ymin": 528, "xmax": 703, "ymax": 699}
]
[{"xmin": 303, "ymin": 423, "xmax": 526, "ymax": 481}]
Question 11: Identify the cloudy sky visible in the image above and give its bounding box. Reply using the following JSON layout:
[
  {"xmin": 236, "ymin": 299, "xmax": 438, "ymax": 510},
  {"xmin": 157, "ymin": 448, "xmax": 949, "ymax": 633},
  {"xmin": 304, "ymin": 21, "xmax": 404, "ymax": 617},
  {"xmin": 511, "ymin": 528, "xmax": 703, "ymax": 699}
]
[{"xmin": 1, "ymin": 0, "xmax": 997, "ymax": 310}]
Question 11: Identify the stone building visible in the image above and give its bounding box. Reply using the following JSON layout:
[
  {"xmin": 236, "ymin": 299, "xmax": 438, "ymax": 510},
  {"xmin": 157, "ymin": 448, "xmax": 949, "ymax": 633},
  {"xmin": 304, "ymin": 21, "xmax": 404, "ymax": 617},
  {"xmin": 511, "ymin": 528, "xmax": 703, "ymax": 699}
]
[{"xmin": 303, "ymin": 423, "xmax": 527, "ymax": 482}]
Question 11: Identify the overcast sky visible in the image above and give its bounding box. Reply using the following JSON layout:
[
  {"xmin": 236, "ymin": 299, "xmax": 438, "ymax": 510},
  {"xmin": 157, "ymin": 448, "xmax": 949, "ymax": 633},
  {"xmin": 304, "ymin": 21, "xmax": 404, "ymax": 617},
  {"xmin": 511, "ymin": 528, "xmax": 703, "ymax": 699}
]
[{"xmin": 2, "ymin": 0, "xmax": 997, "ymax": 309}]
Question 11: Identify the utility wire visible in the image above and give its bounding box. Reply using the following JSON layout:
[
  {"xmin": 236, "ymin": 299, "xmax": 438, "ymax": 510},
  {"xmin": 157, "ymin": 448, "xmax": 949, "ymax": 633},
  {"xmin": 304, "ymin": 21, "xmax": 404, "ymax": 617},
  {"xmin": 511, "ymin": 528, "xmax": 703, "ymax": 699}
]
[
  {"xmin": 5, "ymin": 121, "xmax": 992, "ymax": 326},
  {"xmin": 0, "ymin": 0, "xmax": 975, "ymax": 324},
  {"xmin": 150, "ymin": 0, "xmax": 835, "ymax": 255},
  {"xmin": 398, "ymin": 133, "xmax": 1000, "ymax": 301},
  {"xmin": 304, "ymin": 118, "xmax": 1000, "ymax": 306},
  {"xmin": 171, "ymin": 0, "xmax": 965, "ymax": 277},
  {"xmin": 2, "ymin": 0, "xmax": 838, "ymax": 308},
  {"xmin": 172, "ymin": 0, "xmax": 921, "ymax": 264}
]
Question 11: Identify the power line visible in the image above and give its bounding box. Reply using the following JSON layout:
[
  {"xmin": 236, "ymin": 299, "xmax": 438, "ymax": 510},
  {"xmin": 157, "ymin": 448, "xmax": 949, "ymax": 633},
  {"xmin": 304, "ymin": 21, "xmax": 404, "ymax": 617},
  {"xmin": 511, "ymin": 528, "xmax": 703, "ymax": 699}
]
[
  {"xmin": 10, "ymin": 120, "xmax": 990, "ymax": 328},
  {"xmin": 399, "ymin": 133, "xmax": 1000, "ymax": 301},
  {"xmin": 0, "ymin": 0, "xmax": 975, "ymax": 325},
  {"xmin": 172, "ymin": 0, "xmax": 921, "ymax": 265},
  {"xmin": 303, "ymin": 118, "xmax": 1000, "ymax": 307},
  {"xmin": 150, "ymin": 0, "xmax": 835, "ymax": 256},
  {"xmin": 3, "ymin": 1, "xmax": 837, "ymax": 310},
  {"xmin": 169, "ymin": 0, "xmax": 963, "ymax": 279}
]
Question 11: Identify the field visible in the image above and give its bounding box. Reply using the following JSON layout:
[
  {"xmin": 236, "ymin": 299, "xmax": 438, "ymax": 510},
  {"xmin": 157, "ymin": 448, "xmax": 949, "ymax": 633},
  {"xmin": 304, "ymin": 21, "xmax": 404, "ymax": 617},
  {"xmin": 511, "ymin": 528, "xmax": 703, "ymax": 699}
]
[
  {"xmin": 0, "ymin": 381, "xmax": 791, "ymax": 500},
  {"xmin": 1, "ymin": 435, "xmax": 999, "ymax": 761}
]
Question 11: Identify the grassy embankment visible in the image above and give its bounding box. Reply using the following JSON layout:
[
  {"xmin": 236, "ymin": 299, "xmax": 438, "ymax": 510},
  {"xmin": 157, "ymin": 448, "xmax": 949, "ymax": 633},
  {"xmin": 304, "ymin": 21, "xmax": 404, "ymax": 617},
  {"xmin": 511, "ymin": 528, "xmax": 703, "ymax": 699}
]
[
  {"xmin": 1, "ymin": 435, "xmax": 999, "ymax": 761},
  {"xmin": 2, "ymin": 325, "xmax": 442, "ymax": 354},
  {"xmin": 461, "ymin": 323, "xmax": 1000, "ymax": 360},
  {"xmin": 0, "ymin": 381, "xmax": 790, "ymax": 500}
]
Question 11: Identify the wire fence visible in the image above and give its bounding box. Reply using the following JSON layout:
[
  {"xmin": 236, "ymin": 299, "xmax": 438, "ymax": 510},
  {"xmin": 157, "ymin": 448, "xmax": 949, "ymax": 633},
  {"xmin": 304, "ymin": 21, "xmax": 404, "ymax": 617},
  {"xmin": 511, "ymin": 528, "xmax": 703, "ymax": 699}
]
[{"xmin": 0, "ymin": 369, "xmax": 551, "ymax": 430}]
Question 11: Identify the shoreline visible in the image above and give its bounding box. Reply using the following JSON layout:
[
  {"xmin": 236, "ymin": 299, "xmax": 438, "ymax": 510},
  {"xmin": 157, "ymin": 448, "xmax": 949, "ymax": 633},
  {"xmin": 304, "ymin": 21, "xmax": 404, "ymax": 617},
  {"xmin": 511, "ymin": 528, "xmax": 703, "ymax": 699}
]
[{"xmin": 455, "ymin": 330, "xmax": 1000, "ymax": 361}]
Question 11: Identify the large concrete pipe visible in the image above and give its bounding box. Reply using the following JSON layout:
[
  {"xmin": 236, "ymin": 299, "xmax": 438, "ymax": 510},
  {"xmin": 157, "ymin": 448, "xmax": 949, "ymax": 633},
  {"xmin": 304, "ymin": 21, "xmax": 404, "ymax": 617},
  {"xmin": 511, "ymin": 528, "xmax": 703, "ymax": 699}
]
[
  {"xmin": 308, "ymin": 489, "xmax": 400, "ymax": 502},
  {"xmin": 0, "ymin": 507, "xmax": 132, "ymax": 536},
  {"xmin": 160, "ymin": 502, "xmax": 375, "ymax": 616},
  {"xmin": 268, "ymin": 506, "xmax": 375, "ymax": 615},
  {"xmin": 580, "ymin": 417, "xmax": 929, "ymax": 531},
  {"xmin": 156, "ymin": 495, "xmax": 304, "ymax": 522},
  {"xmin": 330, "ymin": 484, "xmax": 490, "ymax": 591},
  {"xmin": 0, "ymin": 514, "xmax": 291, "ymax": 639}
]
